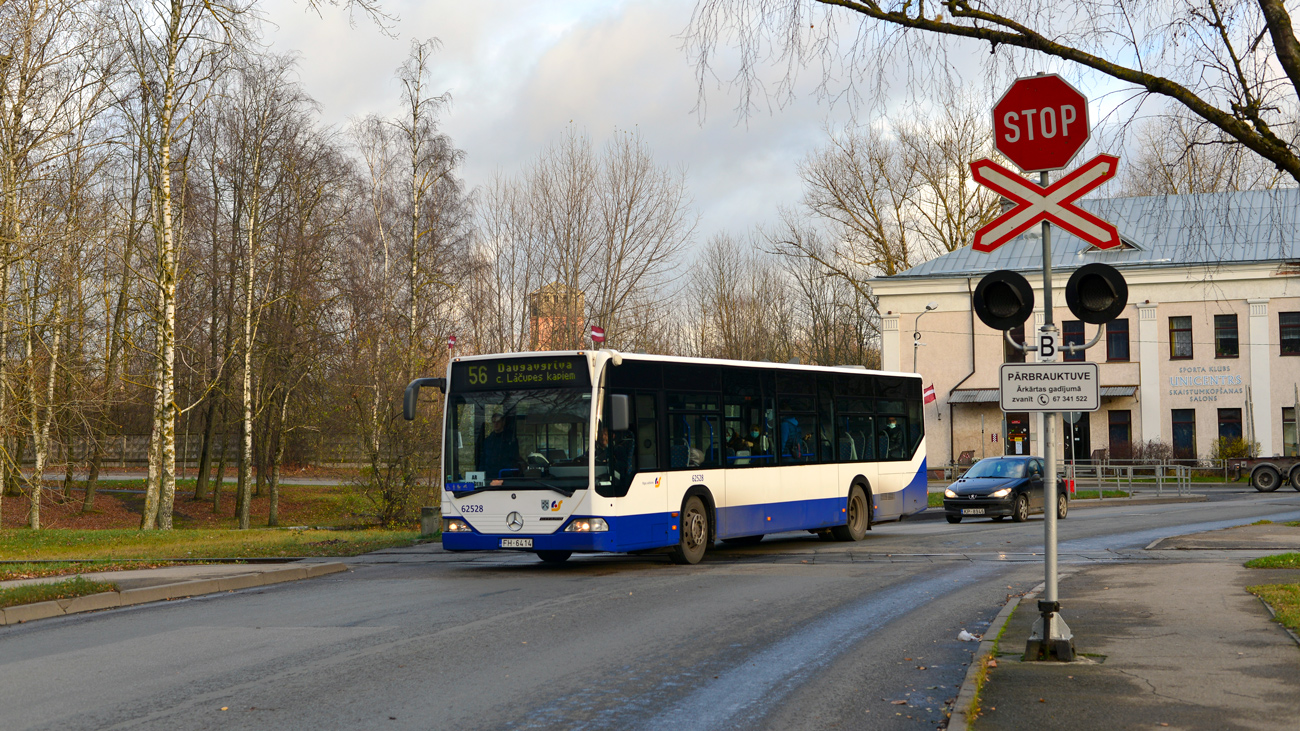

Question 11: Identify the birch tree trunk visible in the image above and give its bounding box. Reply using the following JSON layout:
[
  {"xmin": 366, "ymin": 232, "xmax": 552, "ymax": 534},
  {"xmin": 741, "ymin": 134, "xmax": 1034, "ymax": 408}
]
[{"xmin": 238, "ymin": 174, "xmax": 258, "ymax": 530}]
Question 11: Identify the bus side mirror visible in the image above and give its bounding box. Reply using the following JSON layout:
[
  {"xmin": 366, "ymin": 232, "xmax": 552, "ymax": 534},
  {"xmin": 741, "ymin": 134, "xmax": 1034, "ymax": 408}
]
[
  {"xmin": 609, "ymin": 394, "xmax": 630, "ymax": 432},
  {"xmin": 403, "ymin": 377, "xmax": 447, "ymax": 421}
]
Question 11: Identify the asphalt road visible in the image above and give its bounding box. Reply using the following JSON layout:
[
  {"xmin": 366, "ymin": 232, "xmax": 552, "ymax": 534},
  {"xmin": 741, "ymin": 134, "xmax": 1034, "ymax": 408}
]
[{"xmin": 4, "ymin": 490, "xmax": 1300, "ymax": 731}]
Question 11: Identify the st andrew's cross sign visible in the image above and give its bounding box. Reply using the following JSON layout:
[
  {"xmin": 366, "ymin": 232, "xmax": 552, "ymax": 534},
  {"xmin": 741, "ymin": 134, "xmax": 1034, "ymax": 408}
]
[{"xmin": 970, "ymin": 155, "xmax": 1120, "ymax": 252}]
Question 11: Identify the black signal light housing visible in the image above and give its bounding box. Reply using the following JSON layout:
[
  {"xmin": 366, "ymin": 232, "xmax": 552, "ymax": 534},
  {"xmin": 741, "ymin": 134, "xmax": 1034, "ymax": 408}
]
[
  {"xmin": 974, "ymin": 270, "xmax": 1036, "ymax": 331},
  {"xmin": 1065, "ymin": 263, "xmax": 1128, "ymax": 325}
]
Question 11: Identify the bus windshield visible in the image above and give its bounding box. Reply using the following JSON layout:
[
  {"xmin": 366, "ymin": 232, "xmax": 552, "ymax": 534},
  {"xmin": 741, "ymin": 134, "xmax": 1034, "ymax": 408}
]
[{"xmin": 446, "ymin": 388, "xmax": 593, "ymax": 494}]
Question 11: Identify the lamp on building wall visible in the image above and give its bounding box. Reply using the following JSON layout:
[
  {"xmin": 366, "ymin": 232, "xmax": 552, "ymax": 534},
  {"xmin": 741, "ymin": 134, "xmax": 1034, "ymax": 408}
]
[{"xmin": 913, "ymin": 302, "xmax": 940, "ymax": 372}]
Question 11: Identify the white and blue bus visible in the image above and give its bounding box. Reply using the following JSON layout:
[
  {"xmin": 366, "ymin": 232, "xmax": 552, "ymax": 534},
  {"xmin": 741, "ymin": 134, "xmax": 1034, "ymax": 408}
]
[{"xmin": 404, "ymin": 351, "xmax": 928, "ymax": 564}]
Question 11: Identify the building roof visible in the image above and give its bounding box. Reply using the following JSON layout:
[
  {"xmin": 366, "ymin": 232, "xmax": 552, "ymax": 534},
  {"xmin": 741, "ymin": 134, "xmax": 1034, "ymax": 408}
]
[{"xmin": 879, "ymin": 188, "xmax": 1300, "ymax": 281}]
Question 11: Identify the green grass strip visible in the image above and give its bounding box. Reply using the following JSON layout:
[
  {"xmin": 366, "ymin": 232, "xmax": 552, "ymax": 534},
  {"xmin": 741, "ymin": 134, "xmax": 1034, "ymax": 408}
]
[
  {"xmin": 0, "ymin": 528, "xmax": 422, "ymax": 562},
  {"xmin": 0, "ymin": 560, "xmax": 189, "ymax": 583},
  {"xmin": 1, "ymin": 576, "xmax": 118, "ymax": 610},
  {"xmin": 1245, "ymin": 553, "xmax": 1300, "ymax": 569},
  {"xmin": 1247, "ymin": 583, "xmax": 1300, "ymax": 634}
]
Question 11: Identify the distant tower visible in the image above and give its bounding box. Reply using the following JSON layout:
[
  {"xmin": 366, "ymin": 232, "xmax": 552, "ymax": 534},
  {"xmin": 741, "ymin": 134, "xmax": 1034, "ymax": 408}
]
[{"xmin": 529, "ymin": 282, "xmax": 585, "ymax": 351}]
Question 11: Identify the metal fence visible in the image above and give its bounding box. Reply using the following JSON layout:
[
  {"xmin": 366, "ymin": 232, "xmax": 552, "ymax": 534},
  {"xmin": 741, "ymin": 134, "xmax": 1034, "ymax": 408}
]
[{"xmin": 939, "ymin": 459, "xmax": 1198, "ymax": 498}]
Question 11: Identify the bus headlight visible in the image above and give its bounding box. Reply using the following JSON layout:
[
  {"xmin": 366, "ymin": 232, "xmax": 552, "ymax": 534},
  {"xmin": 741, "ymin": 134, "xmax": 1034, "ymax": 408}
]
[
  {"xmin": 944, "ymin": 488, "xmax": 957, "ymax": 498},
  {"xmin": 990, "ymin": 488, "xmax": 1012, "ymax": 498},
  {"xmin": 443, "ymin": 518, "xmax": 472, "ymax": 532},
  {"xmin": 564, "ymin": 518, "xmax": 609, "ymax": 532}
]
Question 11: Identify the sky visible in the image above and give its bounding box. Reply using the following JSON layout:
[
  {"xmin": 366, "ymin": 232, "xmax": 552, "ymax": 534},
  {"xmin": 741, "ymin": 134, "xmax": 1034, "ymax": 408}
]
[
  {"xmin": 257, "ymin": 0, "xmax": 896, "ymax": 243},
  {"xmin": 257, "ymin": 0, "xmax": 1135, "ymax": 246}
]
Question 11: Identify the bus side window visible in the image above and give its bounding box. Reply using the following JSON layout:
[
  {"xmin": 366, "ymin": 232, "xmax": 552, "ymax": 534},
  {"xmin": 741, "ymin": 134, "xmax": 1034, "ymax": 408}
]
[{"xmin": 636, "ymin": 394, "xmax": 658, "ymax": 470}]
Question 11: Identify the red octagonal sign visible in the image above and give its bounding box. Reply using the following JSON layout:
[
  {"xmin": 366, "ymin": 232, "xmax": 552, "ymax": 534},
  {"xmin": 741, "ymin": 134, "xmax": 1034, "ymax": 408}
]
[{"xmin": 993, "ymin": 74, "xmax": 1089, "ymax": 173}]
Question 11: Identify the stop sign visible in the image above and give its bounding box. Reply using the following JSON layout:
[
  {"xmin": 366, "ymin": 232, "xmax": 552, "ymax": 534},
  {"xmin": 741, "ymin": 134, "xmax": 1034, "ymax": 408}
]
[{"xmin": 992, "ymin": 74, "xmax": 1090, "ymax": 173}]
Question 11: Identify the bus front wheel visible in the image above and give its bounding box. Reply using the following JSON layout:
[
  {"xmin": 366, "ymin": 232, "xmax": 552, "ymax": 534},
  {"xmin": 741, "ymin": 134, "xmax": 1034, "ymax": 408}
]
[
  {"xmin": 670, "ymin": 496, "xmax": 710, "ymax": 565},
  {"xmin": 831, "ymin": 485, "xmax": 869, "ymax": 541}
]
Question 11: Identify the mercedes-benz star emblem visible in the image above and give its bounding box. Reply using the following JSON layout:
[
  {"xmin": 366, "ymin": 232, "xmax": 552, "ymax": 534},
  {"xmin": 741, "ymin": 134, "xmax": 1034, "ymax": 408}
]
[{"xmin": 506, "ymin": 512, "xmax": 524, "ymax": 531}]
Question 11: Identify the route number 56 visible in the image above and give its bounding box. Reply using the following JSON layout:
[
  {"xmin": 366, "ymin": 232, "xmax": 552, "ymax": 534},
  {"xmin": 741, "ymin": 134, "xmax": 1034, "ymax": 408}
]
[{"xmin": 467, "ymin": 365, "xmax": 488, "ymax": 386}]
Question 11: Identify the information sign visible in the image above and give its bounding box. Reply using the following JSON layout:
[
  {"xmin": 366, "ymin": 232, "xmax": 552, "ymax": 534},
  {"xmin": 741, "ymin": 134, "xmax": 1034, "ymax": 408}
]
[{"xmin": 999, "ymin": 362, "xmax": 1099, "ymax": 412}]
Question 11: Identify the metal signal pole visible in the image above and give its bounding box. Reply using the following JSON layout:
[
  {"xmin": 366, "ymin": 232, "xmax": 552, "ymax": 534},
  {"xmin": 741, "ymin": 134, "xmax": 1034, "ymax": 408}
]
[{"xmin": 1027, "ymin": 169, "xmax": 1075, "ymax": 662}]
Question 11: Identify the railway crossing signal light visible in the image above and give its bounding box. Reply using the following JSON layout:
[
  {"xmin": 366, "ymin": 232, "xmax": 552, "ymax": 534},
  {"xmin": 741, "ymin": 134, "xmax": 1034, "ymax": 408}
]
[
  {"xmin": 1065, "ymin": 263, "xmax": 1128, "ymax": 325},
  {"xmin": 973, "ymin": 270, "xmax": 1035, "ymax": 331}
]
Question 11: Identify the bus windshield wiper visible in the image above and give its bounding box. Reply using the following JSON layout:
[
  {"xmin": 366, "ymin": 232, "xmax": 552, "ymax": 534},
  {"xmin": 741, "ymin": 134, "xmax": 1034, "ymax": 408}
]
[{"xmin": 500, "ymin": 478, "xmax": 578, "ymax": 497}]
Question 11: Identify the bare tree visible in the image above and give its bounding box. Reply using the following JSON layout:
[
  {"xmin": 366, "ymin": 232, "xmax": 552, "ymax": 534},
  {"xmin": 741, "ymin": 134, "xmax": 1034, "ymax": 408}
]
[
  {"xmin": 687, "ymin": 0, "xmax": 1300, "ymax": 183},
  {"xmin": 1122, "ymin": 107, "xmax": 1290, "ymax": 196}
]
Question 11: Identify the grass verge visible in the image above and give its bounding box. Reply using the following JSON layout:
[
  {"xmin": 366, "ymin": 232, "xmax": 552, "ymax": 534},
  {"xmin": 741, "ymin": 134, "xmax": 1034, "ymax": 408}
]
[
  {"xmin": 1, "ymin": 575, "xmax": 118, "ymax": 610},
  {"xmin": 1247, "ymin": 583, "xmax": 1300, "ymax": 634},
  {"xmin": 0, "ymin": 560, "xmax": 190, "ymax": 583},
  {"xmin": 1072, "ymin": 490, "xmax": 1130, "ymax": 499},
  {"xmin": 1245, "ymin": 553, "xmax": 1300, "ymax": 569},
  {"xmin": 0, "ymin": 528, "xmax": 424, "ymax": 564},
  {"xmin": 928, "ymin": 493, "xmax": 944, "ymax": 508}
]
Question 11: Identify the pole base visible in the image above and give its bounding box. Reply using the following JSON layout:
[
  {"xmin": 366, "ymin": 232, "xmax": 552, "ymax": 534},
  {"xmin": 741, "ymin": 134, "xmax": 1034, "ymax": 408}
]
[{"xmin": 1025, "ymin": 600, "xmax": 1076, "ymax": 662}]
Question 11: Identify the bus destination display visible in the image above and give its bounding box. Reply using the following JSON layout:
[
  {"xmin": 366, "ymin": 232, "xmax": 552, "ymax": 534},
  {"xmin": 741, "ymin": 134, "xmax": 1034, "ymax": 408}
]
[{"xmin": 452, "ymin": 356, "xmax": 591, "ymax": 391}]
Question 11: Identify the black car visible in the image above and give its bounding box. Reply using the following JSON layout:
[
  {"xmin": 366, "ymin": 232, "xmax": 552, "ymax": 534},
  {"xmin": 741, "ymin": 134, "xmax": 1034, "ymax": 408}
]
[{"xmin": 942, "ymin": 455, "xmax": 1069, "ymax": 523}]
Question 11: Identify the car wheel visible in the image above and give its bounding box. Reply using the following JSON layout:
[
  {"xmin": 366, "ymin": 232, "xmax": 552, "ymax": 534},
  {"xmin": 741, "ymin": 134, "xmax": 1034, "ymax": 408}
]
[
  {"xmin": 670, "ymin": 496, "xmax": 710, "ymax": 564},
  {"xmin": 832, "ymin": 485, "xmax": 870, "ymax": 541},
  {"xmin": 537, "ymin": 551, "xmax": 571, "ymax": 563},
  {"xmin": 946, "ymin": 515, "xmax": 962, "ymax": 524},
  {"xmin": 1057, "ymin": 495, "xmax": 1069, "ymax": 520},
  {"xmin": 1252, "ymin": 466, "xmax": 1281, "ymax": 492},
  {"xmin": 1011, "ymin": 494, "xmax": 1030, "ymax": 522},
  {"xmin": 721, "ymin": 535, "xmax": 764, "ymax": 546}
]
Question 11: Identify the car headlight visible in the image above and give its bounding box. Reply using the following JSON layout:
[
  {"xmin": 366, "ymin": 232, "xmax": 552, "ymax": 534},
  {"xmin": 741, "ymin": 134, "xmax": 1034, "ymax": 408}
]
[
  {"xmin": 442, "ymin": 518, "xmax": 472, "ymax": 532},
  {"xmin": 564, "ymin": 517, "xmax": 609, "ymax": 532},
  {"xmin": 990, "ymin": 488, "xmax": 1012, "ymax": 498},
  {"xmin": 944, "ymin": 488, "xmax": 957, "ymax": 498}
]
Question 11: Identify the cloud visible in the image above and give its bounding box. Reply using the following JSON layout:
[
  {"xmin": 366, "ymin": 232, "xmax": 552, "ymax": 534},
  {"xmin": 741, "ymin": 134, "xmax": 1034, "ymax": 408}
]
[{"xmin": 260, "ymin": 0, "xmax": 846, "ymax": 244}]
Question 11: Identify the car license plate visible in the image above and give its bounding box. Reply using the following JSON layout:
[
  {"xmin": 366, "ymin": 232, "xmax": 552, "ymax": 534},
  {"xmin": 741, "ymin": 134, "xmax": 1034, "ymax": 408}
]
[
  {"xmin": 501, "ymin": 538, "xmax": 533, "ymax": 548},
  {"xmin": 961, "ymin": 508, "xmax": 985, "ymax": 515}
]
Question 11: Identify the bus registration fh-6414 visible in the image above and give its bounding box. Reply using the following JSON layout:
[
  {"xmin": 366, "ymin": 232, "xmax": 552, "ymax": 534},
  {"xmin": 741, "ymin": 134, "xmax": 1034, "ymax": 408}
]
[{"xmin": 404, "ymin": 351, "xmax": 929, "ymax": 564}]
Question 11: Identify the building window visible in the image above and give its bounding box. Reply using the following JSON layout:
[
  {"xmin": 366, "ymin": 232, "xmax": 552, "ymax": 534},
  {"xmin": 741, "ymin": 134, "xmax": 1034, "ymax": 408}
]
[
  {"xmin": 1217, "ymin": 408, "xmax": 1243, "ymax": 441},
  {"xmin": 1281, "ymin": 312, "xmax": 1300, "ymax": 356},
  {"xmin": 1284, "ymin": 407, "xmax": 1298, "ymax": 457},
  {"xmin": 1214, "ymin": 314, "xmax": 1238, "ymax": 358},
  {"xmin": 1172, "ymin": 409, "xmax": 1196, "ymax": 460},
  {"xmin": 1169, "ymin": 316, "xmax": 1193, "ymax": 359},
  {"xmin": 1004, "ymin": 324, "xmax": 1026, "ymax": 363},
  {"xmin": 1062, "ymin": 320, "xmax": 1085, "ymax": 362},
  {"xmin": 1108, "ymin": 410, "xmax": 1132, "ymax": 460},
  {"xmin": 1106, "ymin": 318, "xmax": 1129, "ymax": 361}
]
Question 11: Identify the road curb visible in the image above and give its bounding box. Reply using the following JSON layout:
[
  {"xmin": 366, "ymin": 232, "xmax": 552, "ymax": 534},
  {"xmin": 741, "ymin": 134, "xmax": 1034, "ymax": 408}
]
[
  {"xmin": 949, "ymin": 589, "xmax": 1028, "ymax": 731},
  {"xmin": 1254, "ymin": 594, "xmax": 1300, "ymax": 648},
  {"xmin": 0, "ymin": 562, "xmax": 347, "ymax": 627}
]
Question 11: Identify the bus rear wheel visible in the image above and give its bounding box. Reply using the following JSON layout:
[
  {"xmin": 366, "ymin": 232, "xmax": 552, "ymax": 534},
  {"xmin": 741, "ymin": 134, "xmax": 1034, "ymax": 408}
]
[
  {"xmin": 670, "ymin": 496, "xmax": 710, "ymax": 565},
  {"xmin": 537, "ymin": 551, "xmax": 571, "ymax": 563},
  {"xmin": 831, "ymin": 485, "xmax": 869, "ymax": 541}
]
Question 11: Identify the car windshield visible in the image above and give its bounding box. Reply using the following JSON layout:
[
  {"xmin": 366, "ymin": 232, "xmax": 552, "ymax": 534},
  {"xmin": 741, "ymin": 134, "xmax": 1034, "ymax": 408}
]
[
  {"xmin": 446, "ymin": 388, "xmax": 593, "ymax": 493},
  {"xmin": 964, "ymin": 459, "xmax": 1026, "ymax": 479}
]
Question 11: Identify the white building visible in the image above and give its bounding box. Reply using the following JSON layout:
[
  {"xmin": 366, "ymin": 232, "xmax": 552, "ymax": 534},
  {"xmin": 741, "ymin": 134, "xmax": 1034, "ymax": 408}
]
[{"xmin": 871, "ymin": 189, "xmax": 1300, "ymax": 466}]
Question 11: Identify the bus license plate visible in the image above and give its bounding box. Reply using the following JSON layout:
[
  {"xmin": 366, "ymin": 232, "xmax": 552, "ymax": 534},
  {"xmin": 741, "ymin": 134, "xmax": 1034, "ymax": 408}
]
[
  {"xmin": 961, "ymin": 508, "xmax": 985, "ymax": 515},
  {"xmin": 501, "ymin": 538, "xmax": 533, "ymax": 548}
]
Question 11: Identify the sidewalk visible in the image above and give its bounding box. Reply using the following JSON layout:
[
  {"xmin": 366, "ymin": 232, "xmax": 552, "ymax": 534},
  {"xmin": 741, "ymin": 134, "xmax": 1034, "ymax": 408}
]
[
  {"xmin": 963, "ymin": 524, "xmax": 1300, "ymax": 729},
  {"xmin": 0, "ymin": 561, "xmax": 347, "ymax": 626}
]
